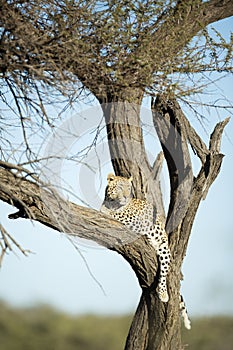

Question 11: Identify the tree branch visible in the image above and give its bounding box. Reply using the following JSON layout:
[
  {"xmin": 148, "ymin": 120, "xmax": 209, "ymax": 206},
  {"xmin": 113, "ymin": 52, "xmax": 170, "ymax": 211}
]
[
  {"xmin": 0, "ymin": 165, "xmax": 158, "ymax": 288},
  {"xmin": 151, "ymin": 95, "xmax": 193, "ymax": 234},
  {"xmin": 131, "ymin": 0, "xmax": 233, "ymax": 81},
  {"xmin": 202, "ymin": 117, "xmax": 230, "ymax": 199},
  {"xmin": 0, "ymin": 222, "xmax": 32, "ymax": 267},
  {"xmin": 151, "ymin": 93, "xmax": 229, "ymax": 262},
  {"xmin": 209, "ymin": 117, "xmax": 230, "ymax": 153}
]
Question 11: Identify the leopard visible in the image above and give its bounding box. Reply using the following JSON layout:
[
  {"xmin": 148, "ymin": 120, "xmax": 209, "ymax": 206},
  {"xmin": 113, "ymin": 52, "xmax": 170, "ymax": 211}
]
[
  {"xmin": 100, "ymin": 173, "xmax": 171, "ymax": 303},
  {"xmin": 101, "ymin": 173, "xmax": 191, "ymax": 329}
]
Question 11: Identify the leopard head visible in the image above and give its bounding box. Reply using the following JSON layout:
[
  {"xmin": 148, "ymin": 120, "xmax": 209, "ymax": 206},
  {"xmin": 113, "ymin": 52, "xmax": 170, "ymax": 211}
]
[{"xmin": 105, "ymin": 173, "xmax": 133, "ymax": 206}]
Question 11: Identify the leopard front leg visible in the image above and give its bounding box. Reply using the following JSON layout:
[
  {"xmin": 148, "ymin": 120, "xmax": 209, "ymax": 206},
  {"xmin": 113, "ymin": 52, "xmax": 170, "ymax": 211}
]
[{"xmin": 146, "ymin": 233, "xmax": 171, "ymax": 303}]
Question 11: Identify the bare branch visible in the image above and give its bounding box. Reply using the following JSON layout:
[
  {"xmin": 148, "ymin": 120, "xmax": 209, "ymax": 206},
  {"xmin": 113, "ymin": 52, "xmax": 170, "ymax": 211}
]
[
  {"xmin": 151, "ymin": 95, "xmax": 193, "ymax": 233},
  {"xmin": 0, "ymin": 222, "xmax": 31, "ymax": 267},
  {"xmin": 152, "ymin": 151, "xmax": 164, "ymax": 181},
  {"xmin": 180, "ymin": 116, "xmax": 209, "ymax": 164},
  {"xmin": 0, "ymin": 164, "xmax": 158, "ymax": 288},
  {"xmin": 209, "ymin": 116, "xmax": 230, "ymax": 153},
  {"xmin": 151, "ymin": 94, "xmax": 229, "ymax": 261},
  {"xmin": 201, "ymin": 117, "xmax": 230, "ymax": 199}
]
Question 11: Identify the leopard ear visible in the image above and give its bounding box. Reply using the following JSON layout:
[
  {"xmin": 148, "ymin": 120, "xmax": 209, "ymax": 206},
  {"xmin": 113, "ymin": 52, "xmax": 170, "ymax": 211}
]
[
  {"xmin": 107, "ymin": 173, "xmax": 115, "ymax": 182},
  {"xmin": 128, "ymin": 176, "xmax": 133, "ymax": 183}
]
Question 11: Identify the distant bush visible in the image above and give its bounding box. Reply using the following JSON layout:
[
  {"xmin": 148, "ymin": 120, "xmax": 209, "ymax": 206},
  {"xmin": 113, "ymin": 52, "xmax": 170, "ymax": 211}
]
[
  {"xmin": 182, "ymin": 316, "xmax": 233, "ymax": 350},
  {"xmin": 0, "ymin": 302, "xmax": 233, "ymax": 350},
  {"xmin": 0, "ymin": 302, "xmax": 131, "ymax": 350}
]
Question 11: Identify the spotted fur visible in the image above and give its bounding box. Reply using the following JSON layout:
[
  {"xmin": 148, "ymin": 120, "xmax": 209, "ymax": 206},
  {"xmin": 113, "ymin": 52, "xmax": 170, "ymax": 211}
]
[
  {"xmin": 101, "ymin": 173, "xmax": 171, "ymax": 303},
  {"xmin": 101, "ymin": 174, "xmax": 192, "ymax": 328}
]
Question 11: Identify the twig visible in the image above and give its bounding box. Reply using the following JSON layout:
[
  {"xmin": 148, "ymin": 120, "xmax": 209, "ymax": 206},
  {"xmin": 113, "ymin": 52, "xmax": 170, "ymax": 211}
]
[{"xmin": 0, "ymin": 223, "xmax": 32, "ymax": 268}]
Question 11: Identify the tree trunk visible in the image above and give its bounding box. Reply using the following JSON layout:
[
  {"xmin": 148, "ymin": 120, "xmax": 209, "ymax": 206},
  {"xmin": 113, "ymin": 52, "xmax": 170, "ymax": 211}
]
[
  {"xmin": 100, "ymin": 92, "xmax": 229, "ymax": 350},
  {"xmin": 125, "ymin": 274, "xmax": 182, "ymax": 350},
  {"xmin": 0, "ymin": 93, "xmax": 229, "ymax": 350},
  {"xmin": 100, "ymin": 92, "xmax": 166, "ymax": 219}
]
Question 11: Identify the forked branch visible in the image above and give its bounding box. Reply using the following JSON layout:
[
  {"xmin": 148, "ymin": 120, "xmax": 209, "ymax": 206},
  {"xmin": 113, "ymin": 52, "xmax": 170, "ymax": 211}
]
[{"xmin": 151, "ymin": 94, "xmax": 229, "ymax": 261}]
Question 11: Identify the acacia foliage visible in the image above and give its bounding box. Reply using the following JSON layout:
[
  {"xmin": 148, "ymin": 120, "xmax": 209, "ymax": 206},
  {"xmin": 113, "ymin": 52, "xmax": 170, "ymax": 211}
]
[
  {"xmin": 1, "ymin": 0, "xmax": 232, "ymax": 171},
  {"xmin": 1, "ymin": 0, "xmax": 233, "ymax": 105}
]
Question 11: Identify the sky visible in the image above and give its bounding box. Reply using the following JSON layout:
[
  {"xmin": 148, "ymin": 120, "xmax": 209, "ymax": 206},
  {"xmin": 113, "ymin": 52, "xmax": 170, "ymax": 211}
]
[{"xmin": 0, "ymin": 17, "xmax": 233, "ymax": 318}]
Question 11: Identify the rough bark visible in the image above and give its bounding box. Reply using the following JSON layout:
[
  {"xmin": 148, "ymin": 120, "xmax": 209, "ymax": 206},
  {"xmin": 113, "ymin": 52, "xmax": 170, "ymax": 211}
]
[
  {"xmin": 0, "ymin": 163, "xmax": 158, "ymax": 287},
  {"xmin": 0, "ymin": 96, "xmax": 229, "ymax": 349},
  {"xmin": 122, "ymin": 95, "xmax": 229, "ymax": 350},
  {"xmin": 101, "ymin": 99, "xmax": 166, "ymax": 220}
]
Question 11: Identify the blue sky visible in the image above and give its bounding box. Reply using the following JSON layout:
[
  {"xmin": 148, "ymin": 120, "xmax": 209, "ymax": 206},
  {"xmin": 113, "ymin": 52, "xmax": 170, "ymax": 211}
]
[{"xmin": 0, "ymin": 17, "xmax": 232, "ymax": 317}]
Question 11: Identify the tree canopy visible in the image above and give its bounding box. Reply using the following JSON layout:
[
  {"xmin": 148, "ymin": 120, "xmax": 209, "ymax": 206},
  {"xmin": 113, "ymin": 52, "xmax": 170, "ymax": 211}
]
[{"xmin": 1, "ymin": 0, "xmax": 233, "ymax": 105}]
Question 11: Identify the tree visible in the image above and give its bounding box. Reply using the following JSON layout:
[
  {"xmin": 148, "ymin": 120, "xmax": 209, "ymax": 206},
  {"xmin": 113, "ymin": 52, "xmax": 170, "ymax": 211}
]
[{"xmin": 0, "ymin": 1, "xmax": 232, "ymax": 349}]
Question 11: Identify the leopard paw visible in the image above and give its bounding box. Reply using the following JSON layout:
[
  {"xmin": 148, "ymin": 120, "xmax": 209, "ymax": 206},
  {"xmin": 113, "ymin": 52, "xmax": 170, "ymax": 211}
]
[{"xmin": 157, "ymin": 287, "xmax": 169, "ymax": 303}]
